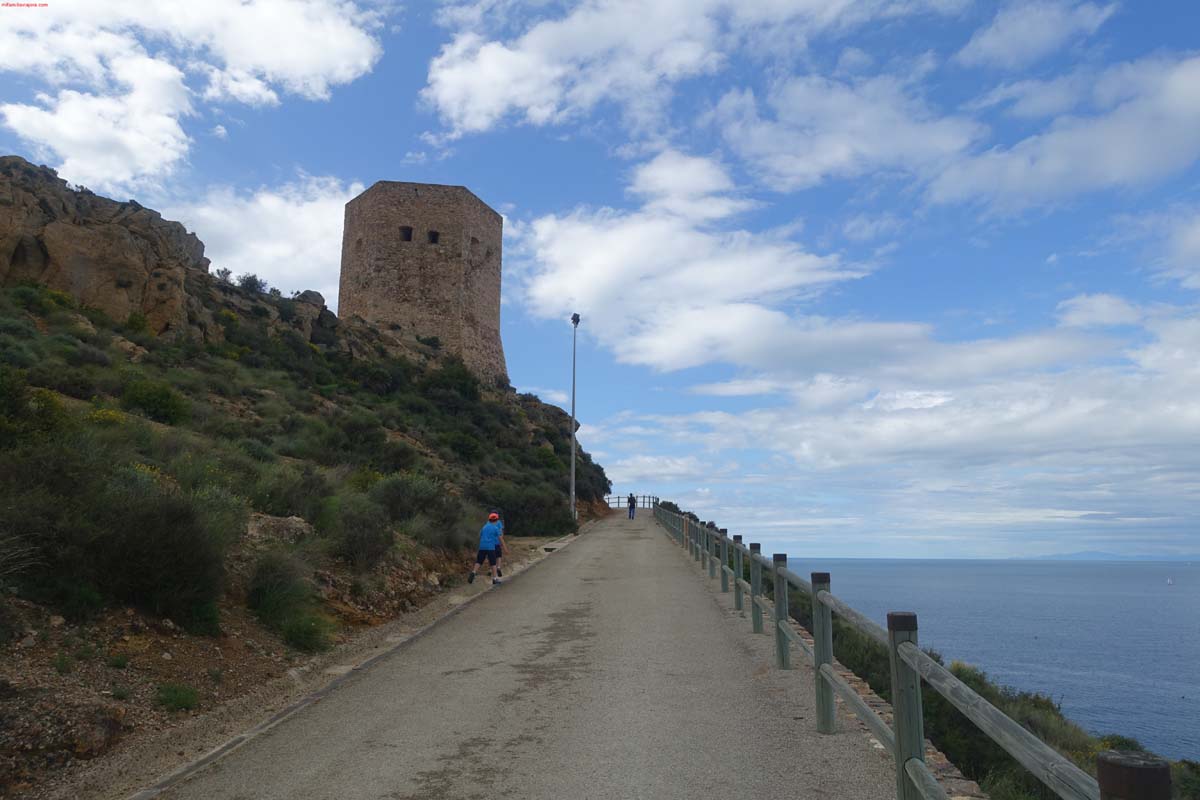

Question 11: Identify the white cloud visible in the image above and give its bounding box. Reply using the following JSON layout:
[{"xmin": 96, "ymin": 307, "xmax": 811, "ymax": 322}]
[
  {"xmin": 713, "ymin": 75, "xmax": 982, "ymax": 191},
  {"xmin": 521, "ymin": 386, "xmax": 570, "ymax": 406},
  {"xmin": 1, "ymin": 54, "xmax": 192, "ymax": 192},
  {"xmin": 0, "ymin": 0, "xmax": 383, "ymax": 190},
  {"xmin": 211, "ymin": 124, "xmax": 228, "ymax": 140},
  {"xmin": 515, "ymin": 152, "xmax": 863, "ymax": 372},
  {"xmin": 423, "ymin": 0, "xmax": 969, "ymax": 139},
  {"xmin": 165, "ymin": 175, "xmax": 364, "ymax": 309},
  {"xmin": 957, "ymin": 1, "xmax": 1118, "ymax": 69},
  {"xmin": 931, "ymin": 55, "xmax": 1200, "ymax": 209},
  {"xmin": 1166, "ymin": 213, "xmax": 1200, "ymax": 289},
  {"xmin": 629, "ymin": 149, "xmax": 754, "ymax": 220},
  {"xmin": 1056, "ymin": 294, "xmax": 1141, "ymax": 327},
  {"xmin": 608, "ymin": 454, "xmax": 732, "ymax": 484},
  {"xmin": 842, "ymin": 212, "xmax": 903, "ymax": 242}
]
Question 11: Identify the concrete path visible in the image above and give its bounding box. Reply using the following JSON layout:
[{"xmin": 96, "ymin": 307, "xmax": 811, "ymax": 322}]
[{"xmin": 158, "ymin": 511, "xmax": 895, "ymax": 799}]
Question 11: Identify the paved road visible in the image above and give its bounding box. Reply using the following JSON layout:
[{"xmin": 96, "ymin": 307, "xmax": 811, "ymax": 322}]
[{"xmin": 159, "ymin": 512, "xmax": 895, "ymax": 799}]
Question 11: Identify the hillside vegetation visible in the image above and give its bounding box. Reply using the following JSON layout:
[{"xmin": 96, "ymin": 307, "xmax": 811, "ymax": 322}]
[{"xmin": 0, "ymin": 278, "xmax": 609, "ymax": 638}]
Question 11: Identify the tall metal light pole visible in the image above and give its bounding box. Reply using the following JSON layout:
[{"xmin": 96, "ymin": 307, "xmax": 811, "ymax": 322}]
[{"xmin": 569, "ymin": 313, "xmax": 580, "ymax": 522}]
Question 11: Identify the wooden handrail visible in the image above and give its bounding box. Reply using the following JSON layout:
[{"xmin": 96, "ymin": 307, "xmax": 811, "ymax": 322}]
[{"xmin": 647, "ymin": 502, "xmax": 1154, "ymax": 800}]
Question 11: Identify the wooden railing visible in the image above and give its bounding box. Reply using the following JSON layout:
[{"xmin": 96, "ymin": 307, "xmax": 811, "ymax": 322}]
[
  {"xmin": 603, "ymin": 494, "xmax": 659, "ymax": 509},
  {"xmin": 651, "ymin": 503, "xmax": 1174, "ymax": 800}
]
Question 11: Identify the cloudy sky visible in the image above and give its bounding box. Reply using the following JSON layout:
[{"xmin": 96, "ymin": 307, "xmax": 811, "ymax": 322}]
[{"xmin": 2, "ymin": 0, "xmax": 1199, "ymax": 557}]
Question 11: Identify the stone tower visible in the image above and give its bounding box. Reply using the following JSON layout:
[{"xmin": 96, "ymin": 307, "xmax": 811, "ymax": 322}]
[{"xmin": 338, "ymin": 181, "xmax": 507, "ymax": 382}]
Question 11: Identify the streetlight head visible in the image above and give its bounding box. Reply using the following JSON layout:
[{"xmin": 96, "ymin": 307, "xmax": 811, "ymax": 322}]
[{"xmin": 571, "ymin": 313, "xmax": 580, "ymax": 327}]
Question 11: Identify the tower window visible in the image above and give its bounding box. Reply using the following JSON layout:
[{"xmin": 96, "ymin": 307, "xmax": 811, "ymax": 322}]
[
  {"xmin": 399, "ymin": 226, "xmax": 413, "ymax": 242},
  {"xmin": 427, "ymin": 230, "xmax": 440, "ymax": 244},
  {"xmin": 355, "ymin": 237, "xmax": 363, "ymax": 252}
]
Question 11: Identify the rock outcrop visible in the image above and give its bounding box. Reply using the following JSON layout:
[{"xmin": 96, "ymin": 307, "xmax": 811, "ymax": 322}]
[{"xmin": 0, "ymin": 156, "xmax": 208, "ymax": 336}]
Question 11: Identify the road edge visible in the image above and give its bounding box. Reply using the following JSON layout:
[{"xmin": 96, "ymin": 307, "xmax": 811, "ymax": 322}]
[{"xmin": 125, "ymin": 522, "xmax": 596, "ymax": 800}]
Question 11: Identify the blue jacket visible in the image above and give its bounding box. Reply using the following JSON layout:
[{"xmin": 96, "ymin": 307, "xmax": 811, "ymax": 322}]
[{"xmin": 479, "ymin": 521, "xmax": 503, "ymax": 550}]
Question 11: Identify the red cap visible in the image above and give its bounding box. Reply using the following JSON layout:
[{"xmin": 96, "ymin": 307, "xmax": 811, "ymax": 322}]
[{"xmin": 488, "ymin": 513, "xmax": 499, "ymax": 521}]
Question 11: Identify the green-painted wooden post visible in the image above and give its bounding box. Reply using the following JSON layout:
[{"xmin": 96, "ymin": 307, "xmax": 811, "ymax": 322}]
[
  {"xmin": 1097, "ymin": 751, "xmax": 1171, "ymax": 800},
  {"xmin": 888, "ymin": 611, "xmax": 925, "ymax": 800},
  {"xmin": 719, "ymin": 532, "xmax": 729, "ymax": 592},
  {"xmin": 732, "ymin": 535, "xmax": 744, "ymax": 613},
  {"xmin": 749, "ymin": 543, "xmax": 763, "ymax": 633},
  {"xmin": 772, "ymin": 554, "xmax": 790, "ymax": 669},
  {"xmin": 812, "ymin": 572, "xmax": 835, "ymax": 733}
]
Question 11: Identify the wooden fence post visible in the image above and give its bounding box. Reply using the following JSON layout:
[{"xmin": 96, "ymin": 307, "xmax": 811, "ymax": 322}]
[
  {"xmin": 749, "ymin": 544, "xmax": 763, "ymax": 633},
  {"xmin": 773, "ymin": 554, "xmax": 790, "ymax": 670},
  {"xmin": 708, "ymin": 529, "xmax": 717, "ymax": 579},
  {"xmin": 733, "ymin": 536, "xmax": 744, "ymax": 614},
  {"xmin": 719, "ymin": 532, "xmax": 729, "ymax": 592},
  {"xmin": 700, "ymin": 523, "xmax": 709, "ymax": 571},
  {"xmin": 812, "ymin": 572, "xmax": 836, "ymax": 734},
  {"xmin": 1097, "ymin": 751, "xmax": 1171, "ymax": 800},
  {"xmin": 888, "ymin": 611, "xmax": 925, "ymax": 800}
]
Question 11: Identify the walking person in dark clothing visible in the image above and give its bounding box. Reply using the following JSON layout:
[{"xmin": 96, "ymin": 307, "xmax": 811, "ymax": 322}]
[{"xmin": 627, "ymin": 493, "xmax": 637, "ymax": 520}]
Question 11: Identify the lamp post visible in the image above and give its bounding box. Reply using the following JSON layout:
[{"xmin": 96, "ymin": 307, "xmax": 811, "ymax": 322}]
[{"xmin": 569, "ymin": 313, "xmax": 580, "ymax": 522}]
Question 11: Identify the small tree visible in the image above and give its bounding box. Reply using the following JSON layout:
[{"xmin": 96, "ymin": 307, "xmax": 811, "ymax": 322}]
[
  {"xmin": 237, "ymin": 273, "xmax": 268, "ymax": 294},
  {"xmin": 214, "ymin": 267, "xmax": 232, "ymax": 284}
]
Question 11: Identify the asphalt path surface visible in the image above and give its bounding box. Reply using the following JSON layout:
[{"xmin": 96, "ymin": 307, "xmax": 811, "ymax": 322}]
[{"xmin": 158, "ymin": 511, "xmax": 895, "ymax": 799}]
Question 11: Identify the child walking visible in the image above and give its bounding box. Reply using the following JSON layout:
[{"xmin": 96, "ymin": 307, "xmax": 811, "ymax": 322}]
[
  {"xmin": 468, "ymin": 512, "xmax": 505, "ymax": 585},
  {"xmin": 491, "ymin": 510, "xmax": 509, "ymax": 577}
]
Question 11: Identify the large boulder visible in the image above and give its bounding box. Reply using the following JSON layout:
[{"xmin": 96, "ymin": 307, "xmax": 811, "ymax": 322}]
[{"xmin": 0, "ymin": 156, "xmax": 208, "ymax": 336}]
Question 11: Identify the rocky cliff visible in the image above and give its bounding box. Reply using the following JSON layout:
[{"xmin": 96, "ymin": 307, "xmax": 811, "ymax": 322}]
[{"xmin": 0, "ymin": 157, "xmax": 209, "ymax": 336}]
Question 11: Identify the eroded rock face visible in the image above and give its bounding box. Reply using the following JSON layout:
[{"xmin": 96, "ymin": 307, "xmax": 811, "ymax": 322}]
[{"xmin": 0, "ymin": 156, "xmax": 209, "ymax": 336}]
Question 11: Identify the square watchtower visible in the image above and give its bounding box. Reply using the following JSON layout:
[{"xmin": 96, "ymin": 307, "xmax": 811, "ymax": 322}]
[{"xmin": 338, "ymin": 181, "xmax": 507, "ymax": 382}]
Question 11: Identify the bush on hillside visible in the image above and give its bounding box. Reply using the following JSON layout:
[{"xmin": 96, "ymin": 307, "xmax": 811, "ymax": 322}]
[
  {"xmin": 0, "ymin": 420, "xmax": 239, "ymax": 629},
  {"xmin": 251, "ymin": 463, "xmax": 333, "ymax": 521},
  {"xmin": 326, "ymin": 494, "xmax": 393, "ymax": 570},
  {"xmin": 248, "ymin": 552, "xmax": 333, "ymax": 652},
  {"xmin": 480, "ymin": 479, "xmax": 575, "ymax": 538},
  {"xmin": 369, "ymin": 472, "xmax": 461, "ymax": 531},
  {"xmin": 122, "ymin": 378, "xmax": 189, "ymax": 424}
]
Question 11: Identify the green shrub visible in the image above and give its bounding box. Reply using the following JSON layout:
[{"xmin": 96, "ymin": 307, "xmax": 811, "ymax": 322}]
[
  {"xmin": 480, "ymin": 479, "xmax": 575, "ymax": 537},
  {"xmin": 237, "ymin": 273, "xmax": 268, "ymax": 294},
  {"xmin": 440, "ymin": 431, "xmax": 483, "ymax": 461},
  {"xmin": 280, "ymin": 611, "xmax": 335, "ymax": 652},
  {"xmin": 111, "ymin": 685, "xmax": 132, "ymax": 701},
  {"xmin": 237, "ymin": 437, "xmax": 276, "ymax": 462},
  {"xmin": 247, "ymin": 553, "xmax": 334, "ymax": 652},
  {"xmin": 122, "ymin": 379, "xmax": 189, "ymax": 424},
  {"xmin": 251, "ymin": 463, "xmax": 332, "ymax": 521},
  {"xmin": 156, "ymin": 683, "xmax": 199, "ymax": 711},
  {"xmin": 328, "ymin": 494, "xmax": 393, "ymax": 570},
  {"xmin": 53, "ymin": 652, "xmax": 73, "ymax": 674},
  {"xmin": 248, "ymin": 553, "xmax": 311, "ymax": 626},
  {"xmin": 106, "ymin": 653, "xmax": 129, "ymax": 669},
  {"xmin": 0, "ymin": 334, "xmax": 39, "ymax": 367},
  {"xmin": 369, "ymin": 472, "xmax": 462, "ymax": 531},
  {"xmin": 66, "ymin": 343, "xmax": 112, "ymax": 367},
  {"xmin": 124, "ymin": 311, "xmax": 149, "ymax": 334},
  {"xmin": 10, "ymin": 286, "xmax": 50, "ymax": 315},
  {"xmin": 58, "ymin": 583, "xmax": 105, "ymax": 622}
]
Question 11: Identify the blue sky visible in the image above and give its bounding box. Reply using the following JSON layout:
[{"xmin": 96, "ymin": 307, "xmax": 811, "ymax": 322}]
[{"xmin": 3, "ymin": 0, "xmax": 1199, "ymax": 557}]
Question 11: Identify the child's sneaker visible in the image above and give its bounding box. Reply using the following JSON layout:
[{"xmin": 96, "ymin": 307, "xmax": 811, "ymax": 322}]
[
  {"xmin": 468, "ymin": 573, "xmax": 475, "ymax": 584},
  {"xmin": 497, "ymin": 569, "xmax": 503, "ymax": 577},
  {"xmin": 492, "ymin": 578, "xmax": 502, "ymax": 585}
]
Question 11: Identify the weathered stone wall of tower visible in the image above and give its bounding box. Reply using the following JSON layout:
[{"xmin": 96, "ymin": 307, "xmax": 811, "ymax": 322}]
[{"xmin": 338, "ymin": 181, "xmax": 507, "ymax": 382}]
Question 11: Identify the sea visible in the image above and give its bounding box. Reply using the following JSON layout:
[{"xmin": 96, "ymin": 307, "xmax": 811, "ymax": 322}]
[{"xmin": 790, "ymin": 557, "xmax": 1200, "ymax": 761}]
